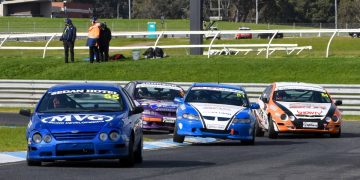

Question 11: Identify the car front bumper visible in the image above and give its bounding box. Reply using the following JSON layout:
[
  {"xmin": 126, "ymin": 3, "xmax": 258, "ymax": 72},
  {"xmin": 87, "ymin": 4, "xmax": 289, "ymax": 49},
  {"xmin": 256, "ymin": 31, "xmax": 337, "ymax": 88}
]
[
  {"xmin": 176, "ymin": 119, "xmax": 254, "ymax": 140},
  {"xmin": 27, "ymin": 138, "xmax": 129, "ymax": 161}
]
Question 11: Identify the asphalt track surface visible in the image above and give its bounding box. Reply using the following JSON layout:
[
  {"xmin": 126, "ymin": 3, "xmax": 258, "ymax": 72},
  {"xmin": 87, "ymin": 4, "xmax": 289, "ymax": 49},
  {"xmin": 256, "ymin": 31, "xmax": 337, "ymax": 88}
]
[{"xmin": 1, "ymin": 114, "xmax": 360, "ymax": 180}]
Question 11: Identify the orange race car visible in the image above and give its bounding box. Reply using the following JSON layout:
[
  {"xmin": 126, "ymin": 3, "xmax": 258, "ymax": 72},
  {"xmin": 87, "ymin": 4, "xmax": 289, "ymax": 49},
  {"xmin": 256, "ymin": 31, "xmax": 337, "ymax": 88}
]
[{"xmin": 254, "ymin": 82, "xmax": 342, "ymax": 138}]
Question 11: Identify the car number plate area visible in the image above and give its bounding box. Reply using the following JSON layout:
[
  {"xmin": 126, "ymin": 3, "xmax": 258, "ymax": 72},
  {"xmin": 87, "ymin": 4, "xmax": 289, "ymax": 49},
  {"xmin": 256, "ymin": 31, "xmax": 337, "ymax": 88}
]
[
  {"xmin": 206, "ymin": 124, "xmax": 226, "ymax": 130},
  {"xmin": 56, "ymin": 143, "xmax": 94, "ymax": 151},
  {"xmin": 302, "ymin": 122, "xmax": 318, "ymax": 128},
  {"xmin": 163, "ymin": 117, "xmax": 176, "ymax": 123}
]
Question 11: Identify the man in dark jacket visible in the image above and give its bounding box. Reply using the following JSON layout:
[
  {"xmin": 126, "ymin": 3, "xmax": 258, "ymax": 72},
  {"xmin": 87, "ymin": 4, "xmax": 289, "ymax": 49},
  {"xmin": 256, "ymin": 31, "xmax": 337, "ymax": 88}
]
[
  {"xmin": 98, "ymin": 23, "xmax": 112, "ymax": 61},
  {"xmin": 60, "ymin": 18, "xmax": 77, "ymax": 63}
]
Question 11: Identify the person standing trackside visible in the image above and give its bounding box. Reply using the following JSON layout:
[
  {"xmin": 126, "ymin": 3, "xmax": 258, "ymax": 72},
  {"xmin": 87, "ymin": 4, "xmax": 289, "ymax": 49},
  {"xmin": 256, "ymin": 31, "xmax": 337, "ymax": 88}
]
[
  {"xmin": 60, "ymin": 18, "xmax": 77, "ymax": 63},
  {"xmin": 86, "ymin": 17, "xmax": 100, "ymax": 63},
  {"xmin": 99, "ymin": 23, "xmax": 112, "ymax": 61}
]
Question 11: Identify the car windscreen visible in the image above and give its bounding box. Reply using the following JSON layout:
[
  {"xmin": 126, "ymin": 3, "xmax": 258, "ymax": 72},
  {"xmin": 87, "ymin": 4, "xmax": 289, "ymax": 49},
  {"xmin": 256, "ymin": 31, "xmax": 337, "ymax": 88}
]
[
  {"xmin": 134, "ymin": 84, "xmax": 184, "ymax": 101},
  {"xmin": 273, "ymin": 89, "xmax": 331, "ymax": 103},
  {"xmin": 37, "ymin": 89, "xmax": 125, "ymax": 113},
  {"xmin": 185, "ymin": 87, "xmax": 248, "ymax": 106}
]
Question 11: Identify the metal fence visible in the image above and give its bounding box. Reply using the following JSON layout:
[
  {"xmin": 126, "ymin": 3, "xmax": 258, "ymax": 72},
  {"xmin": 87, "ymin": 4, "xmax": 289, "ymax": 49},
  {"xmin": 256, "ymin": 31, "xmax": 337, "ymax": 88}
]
[{"xmin": 0, "ymin": 80, "xmax": 359, "ymax": 115}]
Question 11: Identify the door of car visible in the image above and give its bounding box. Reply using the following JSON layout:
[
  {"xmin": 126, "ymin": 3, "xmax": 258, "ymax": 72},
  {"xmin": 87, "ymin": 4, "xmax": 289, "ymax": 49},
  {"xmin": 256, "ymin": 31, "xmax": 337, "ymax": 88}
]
[
  {"xmin": 256, "ymin": 85, "xmax": 273, "ymax": 129},
  {"xmin": 122, "ymin": 89, "xmax": 142, "ymax": 145}
]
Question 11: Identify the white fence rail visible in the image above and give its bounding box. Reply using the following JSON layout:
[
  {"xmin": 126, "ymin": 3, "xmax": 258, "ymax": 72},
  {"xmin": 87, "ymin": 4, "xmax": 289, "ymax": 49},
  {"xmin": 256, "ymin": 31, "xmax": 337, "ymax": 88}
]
[
  {"xmin": 0, "ymin": 80, "xmax": 359, "ymax": 115},
  {"xmin": 1, "ymin": 29, "xmax": 360, "ymax": 59}
]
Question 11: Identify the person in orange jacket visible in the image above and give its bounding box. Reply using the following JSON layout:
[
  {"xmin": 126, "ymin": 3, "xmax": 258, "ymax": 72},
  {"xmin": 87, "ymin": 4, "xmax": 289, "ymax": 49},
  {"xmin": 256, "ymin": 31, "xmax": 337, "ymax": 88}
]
[{"xmin": 86, "ymin": 17, "xmax": 101, "ymax": 63}]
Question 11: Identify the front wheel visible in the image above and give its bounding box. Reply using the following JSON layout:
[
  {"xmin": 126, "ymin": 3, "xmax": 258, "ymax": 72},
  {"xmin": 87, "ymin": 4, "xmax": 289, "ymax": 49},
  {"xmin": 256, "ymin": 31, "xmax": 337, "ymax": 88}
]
[
  {"xmin": 330, "ymin": 127, "xmax": 341, "ymax": 138},
  {"xmin": 241, "ymin": 128, "xmax": 255, "ymax": 145},
  {"xmin": 134, "ymin": 138, "xmax": 143, "ymax": 164},
  {"xmin": 119, "ymin": 135, "xmax": 135, "ymax": 167},
  {"xmin": 173, "ymin": 124, "xmax": 185, "ymax": 143},
  {"xmin": 27, "ymin": 153, "xmax": 41, "ymax": 166},
  {"xmin": 255, "ymin": 120, "xmax": 265, "ymax": 137},
  {"xmin": 268, "ymin": 116, "xmax": 278, "ymax": 139}
]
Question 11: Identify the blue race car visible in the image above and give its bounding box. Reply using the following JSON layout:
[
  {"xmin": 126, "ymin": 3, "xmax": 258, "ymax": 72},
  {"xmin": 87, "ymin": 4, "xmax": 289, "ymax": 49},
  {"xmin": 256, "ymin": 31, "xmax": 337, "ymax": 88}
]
[
  {"xmin": 20, "ymin": 83, "xmax": 144, "ymax": 167},
  {"xmin": 173, "ymin": 83, "xmax": 260, "ymax": 145}
]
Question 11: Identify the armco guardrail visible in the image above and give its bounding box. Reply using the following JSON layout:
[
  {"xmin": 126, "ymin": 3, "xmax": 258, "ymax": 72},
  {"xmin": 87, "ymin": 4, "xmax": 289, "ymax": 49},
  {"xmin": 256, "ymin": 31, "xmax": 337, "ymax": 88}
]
[{"xmin": 0, "ymin": 80, "xmax": 359, "ymax": 115}]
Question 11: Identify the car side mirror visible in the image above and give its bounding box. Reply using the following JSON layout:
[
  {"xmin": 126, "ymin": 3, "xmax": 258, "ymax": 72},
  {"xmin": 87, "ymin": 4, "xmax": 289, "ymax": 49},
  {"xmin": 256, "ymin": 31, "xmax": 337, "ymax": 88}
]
[
  {"xmin": 262, "ymin": 97, "xmax": 269, "ymax": 103},
  {"xmin": 335, "ymin": 100, "xmax": 342, "ymax": 106},
  {"xmin": 174, "ymin": 97, "xmax": 184, "ymax": 104},
  {"xmin": 19, "ymin": 109, "xmax": 31, "ymax": 117},
  {"xmin": 250, "ymin": 103, "xmax": 260, "ymax": 109},
  {"xmin": 132, "ymin": 106, "xmax": 144, "ymax": 114}
]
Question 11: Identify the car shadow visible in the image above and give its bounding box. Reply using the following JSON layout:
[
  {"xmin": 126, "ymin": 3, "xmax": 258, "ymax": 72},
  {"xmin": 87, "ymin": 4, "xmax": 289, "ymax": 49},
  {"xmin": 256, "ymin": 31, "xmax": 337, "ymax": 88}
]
[
  {"xmin": 43, "ymin": 160, "xmax": 215, "ymax": 168},
  {"xmin": 190, "ymin": 140, "xmax": 307, "ymax": 146}
]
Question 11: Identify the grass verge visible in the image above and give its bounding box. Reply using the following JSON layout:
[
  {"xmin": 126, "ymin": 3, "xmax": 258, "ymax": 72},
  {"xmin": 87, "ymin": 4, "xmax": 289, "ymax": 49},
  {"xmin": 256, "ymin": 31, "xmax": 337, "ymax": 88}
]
[{"xmin": 0, "ymin": 127, "xmax": 27, "ymax": 152}]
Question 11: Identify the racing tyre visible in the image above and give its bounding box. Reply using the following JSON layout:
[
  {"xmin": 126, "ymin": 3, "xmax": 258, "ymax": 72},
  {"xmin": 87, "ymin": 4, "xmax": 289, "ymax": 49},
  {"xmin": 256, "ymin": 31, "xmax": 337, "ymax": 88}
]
[
  {"xmin": 330, "ymin": 127, "xmax": 341, "ymax": 138},
  {"xmin": 255, "ymin": 121, "xmax": 265, "ymax": 137},
  {"xmin": 27, "ymin": 153, "xmax": 41, "ymax": 166},
  {"xmin": 119, "ymin": 134, "xmax": 135, "ymax": 167},
  {"xmin": 352, "ymin": 34, "xmax": 358, "ymax": 38},
  {"xmin": 241, "ymin": 128, "xmax": 255, "ymax": 145},
  {"xmin": 268, "ymin": 116, "xmax": 278, "ymax": 139},
  {"xmin": 134, "ymin": 138, "xmax": 143, "ymax": 164},
  {"xmin": 173, "ymin": 125, "xmax": 185, "ymax": 143}
]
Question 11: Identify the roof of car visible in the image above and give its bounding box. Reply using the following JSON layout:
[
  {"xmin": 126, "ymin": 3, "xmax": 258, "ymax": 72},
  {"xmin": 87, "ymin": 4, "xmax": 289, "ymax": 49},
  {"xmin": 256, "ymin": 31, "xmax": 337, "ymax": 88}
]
[
  {"xmin": 274, "ymin": 82, "xmax": 325, "ymax": 92},
  {"xmin": 192, "ymin": 83, "xmax": 246, "ymax": 92},
  {"xmin": 47, "ymin": 83, "xmax": 121, "ymax": 92},
  {"xmin": 239, "ymin": 27, "xmax": 251, "ymax": 30}
]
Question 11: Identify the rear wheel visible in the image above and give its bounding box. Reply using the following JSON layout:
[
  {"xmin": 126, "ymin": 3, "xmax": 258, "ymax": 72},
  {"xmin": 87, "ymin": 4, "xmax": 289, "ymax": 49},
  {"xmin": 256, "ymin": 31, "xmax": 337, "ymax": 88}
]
[
  {"xmin": 119, "ymin": 134, "xmax": 135, "ymax": 167},
  {"xmin": 173, "ymin": 124, "xmax": 185, "ymax": 143},
  {"xmin": 330, "ymin": 127, "xmax": 341, "ymax": 138},
  {"xmin": 268, "ymin": 116, "xmax": 278, "ymax": 139},
  {"xmin": 255, "ymin": 121, "xmax": 265, "ymax": 137}
]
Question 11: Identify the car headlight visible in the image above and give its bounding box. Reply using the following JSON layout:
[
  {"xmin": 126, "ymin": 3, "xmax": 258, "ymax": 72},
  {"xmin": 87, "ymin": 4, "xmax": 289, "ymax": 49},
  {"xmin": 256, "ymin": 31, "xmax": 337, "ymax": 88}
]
[
  {"xmin": 325, "ymin": 116, "xmax": 339, "ymax": 122},
  {"xmin": 43, "ymin": 134, "xmax": 52, "ymax": 143},
  {"xmin": 99, "ymin": 132, "xmax": 108, "ymax": 141},
  {"xmin": 109, "ymin": 131, "xmax": 120, "ymax": 141},
  {"xmin": 182, "ymin": 113, "xmax": 200, "ymax": 120},
  {"xmin": 280, "ymin": 114, "xmax": 288, "ymax": 121},
  {"xmin": 233, "ymin": 118, "xmax": 251, "ymax": 123},
  {"xmin": 32, "ymin": 133, "xmax": 42, "ymax": 144}
]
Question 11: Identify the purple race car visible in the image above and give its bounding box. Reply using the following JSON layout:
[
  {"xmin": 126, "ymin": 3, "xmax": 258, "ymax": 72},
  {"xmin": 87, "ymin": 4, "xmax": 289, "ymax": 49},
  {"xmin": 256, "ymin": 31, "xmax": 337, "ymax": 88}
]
[{"xmin": 124, "ymin": 81, "xmax": 185, "ymax": 132}]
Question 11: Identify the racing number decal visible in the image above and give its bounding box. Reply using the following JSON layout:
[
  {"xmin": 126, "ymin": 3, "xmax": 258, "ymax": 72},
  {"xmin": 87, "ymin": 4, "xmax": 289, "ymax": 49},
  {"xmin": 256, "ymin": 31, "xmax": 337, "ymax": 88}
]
[{"xmin": 104, "ymin": 94, "xmax": 120, "ymax": 100}]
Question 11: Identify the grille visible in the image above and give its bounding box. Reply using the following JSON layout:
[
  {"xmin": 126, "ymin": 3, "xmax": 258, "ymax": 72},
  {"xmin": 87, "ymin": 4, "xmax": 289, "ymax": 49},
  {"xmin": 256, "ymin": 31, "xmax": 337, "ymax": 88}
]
[
  {"xmin": 157, "ymin": 111, "xmax": 176, "ymax": 117},
  {"xmin": 203, "ymin": 116, "xmax": 215, "ymax": 120},
  {"xmin": 202, "ymin": 116, "xmax": 230, "ymax": 121},
  {"xmin": 201, "ymin": 128, "xmax": 230, "ymax": 134},
  {"xmin": 52, "ymin": 132, "xmax": 98, "ymax": 141}
]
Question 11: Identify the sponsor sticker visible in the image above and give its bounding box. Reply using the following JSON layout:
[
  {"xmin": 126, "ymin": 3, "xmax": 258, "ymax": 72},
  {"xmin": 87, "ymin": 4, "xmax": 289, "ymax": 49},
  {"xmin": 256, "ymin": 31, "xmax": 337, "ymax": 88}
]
[
  {"xmin": 41, "ymin": 114, "xmax": 114, "ymax": 125},
  {"xmin": 163, "ymin": 117, "xmax": 176, "ymax": 123},
  {"xmin": 51, "ymin": 89, "xmax": 119, "ymax": 95},
  {"xmin": 191, "ymin": 87, "xmax": 245, "ymax": 94}
]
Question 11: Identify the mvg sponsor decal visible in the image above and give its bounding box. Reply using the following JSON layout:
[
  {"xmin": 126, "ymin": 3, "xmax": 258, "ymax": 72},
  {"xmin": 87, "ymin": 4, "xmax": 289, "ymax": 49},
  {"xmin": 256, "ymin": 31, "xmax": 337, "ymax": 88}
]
[{"xmin": 41, "ymin": 114, "xmax": 114, "ymax": 125}]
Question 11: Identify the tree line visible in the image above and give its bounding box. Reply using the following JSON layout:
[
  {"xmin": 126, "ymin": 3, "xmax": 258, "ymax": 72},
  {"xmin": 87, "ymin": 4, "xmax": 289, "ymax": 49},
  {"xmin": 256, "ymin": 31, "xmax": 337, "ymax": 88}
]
[{"xmin": 58, "ymin": 0, "xmax": 360, "ymax": 24}]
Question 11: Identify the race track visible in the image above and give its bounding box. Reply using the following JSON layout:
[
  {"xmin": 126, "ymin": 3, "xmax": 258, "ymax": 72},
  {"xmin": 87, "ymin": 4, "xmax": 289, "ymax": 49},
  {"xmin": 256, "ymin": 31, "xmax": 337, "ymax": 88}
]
[{"xmin": 1, "ymin": 117, "xmax": 360, "ymax": 180}]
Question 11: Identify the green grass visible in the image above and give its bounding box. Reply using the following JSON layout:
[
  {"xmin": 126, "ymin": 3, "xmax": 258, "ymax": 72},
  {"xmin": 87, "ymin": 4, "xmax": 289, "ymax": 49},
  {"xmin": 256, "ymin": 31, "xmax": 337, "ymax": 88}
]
[
  {"xmin": 0, "ymin": 127, "xmax": 27, "ymax": 152},
  {"xmin": 0, "ymin": 55, "xmax": 359, "ymax": 84}
]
